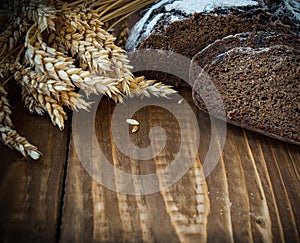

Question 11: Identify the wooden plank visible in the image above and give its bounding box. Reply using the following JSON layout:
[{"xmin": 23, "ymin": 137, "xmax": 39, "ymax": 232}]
[
  {"xmin": 246, "ymin": 131, "xmax": 286, "ymax": 242},
  {"xmin": 217, "ymin": 126, "xmax": 253, "ymax": 243},
  {"xmin": 198, "ymin": 113, "xmax": 234, "ymax": 243},
  {"xmin": 246, "ymin": 131, "xmax": 300, "ymax": 242},
  {"xmin": 259, "ymin": 137, "xmax": 299, "ymax": 242},
  {"xmin": 234, "ymin": 129, "xmax": 273, "ymax": 243},
  {"xmin": 0, "ymin": 85, "xmax": 70, "ymax": 242},
  {"xmin": 270, "ymin": 140, "xmax": 300, "ymax": 226}
]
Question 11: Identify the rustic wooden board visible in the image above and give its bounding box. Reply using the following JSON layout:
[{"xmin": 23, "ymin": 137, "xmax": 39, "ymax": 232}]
[
  {"xmin": 0, "ymin": 85, "xmax": 70, "ymax": 243},
  {"xmin": 59, "ymin": 88, "xmax": 300, "ymax": 242},
  {"xmin": 0, "ymin": 87, "xmax": 299, "ymax": 243}
]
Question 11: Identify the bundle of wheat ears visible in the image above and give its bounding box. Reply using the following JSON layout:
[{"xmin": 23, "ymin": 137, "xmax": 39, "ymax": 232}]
[{"xmin": 0, "ymin": 0, "xmax": 176, "ymax": 160}]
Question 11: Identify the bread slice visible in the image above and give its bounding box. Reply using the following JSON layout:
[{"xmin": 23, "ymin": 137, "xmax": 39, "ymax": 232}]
[
  {"xmin": 190, "ymin": 31, "xmax": 300, "ymax": 82},
  {"xmin": 192, "ymin": 45, "xmax": 300, "ymax": 144}
]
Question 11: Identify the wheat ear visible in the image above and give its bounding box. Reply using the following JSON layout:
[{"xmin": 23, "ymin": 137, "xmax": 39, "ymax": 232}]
[
  {"xmin": 59, "ymin": 6, "xmax": 176, "ymax": 102},
  {"xmin": 129, "ymin": 77, "xmax": 177, "ymax": 98},
  {"xmin": 0, "ymin": 125, "xmax": 41, "ymax": 160},
  {"xmin": 0, "ymin": 84, "xmax": 13, "ymax": 127},
  {"xmin": 0, "ymin": 84, "xmax": 41, "ymax": 159}
]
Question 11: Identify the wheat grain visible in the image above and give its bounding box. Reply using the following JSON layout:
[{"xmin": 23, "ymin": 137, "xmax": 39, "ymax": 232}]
[
  {"xmin": 28, "ymin": 33, "xmax": 122, "ymax": 99},
  {"xmin": 0, "ymin": 16, "xmax": 30, "ymax": 59},
  {"xmin": 126, "ymin": 118, "xmax": 139, "ymax": 125},
  {"xmin": 131, "ymin": 125, "xmax": 139, "ymax": 133},
  {"xmin": 22, "ymin": 29, "xmax": 97, "ymax": 111},
  {"xmin": 31, "ymin": 33, "xmax": 122, "ymax": 100}
]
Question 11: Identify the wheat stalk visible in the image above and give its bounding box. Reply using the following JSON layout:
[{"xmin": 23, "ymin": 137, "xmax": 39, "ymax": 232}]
[{"xmin": 90, "ymin": 0, "xmax": 155, "ymax": 28}]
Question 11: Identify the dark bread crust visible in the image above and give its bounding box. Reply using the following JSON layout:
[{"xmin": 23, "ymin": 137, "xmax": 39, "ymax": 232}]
[{"xmin": 192, "ymin": 45, "xmax": 300, "ymax": 144}]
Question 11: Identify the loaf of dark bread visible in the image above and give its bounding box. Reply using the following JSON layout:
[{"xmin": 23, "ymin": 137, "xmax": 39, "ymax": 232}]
[
  {"xmin": 126, "ymin": 0, "xmax": 300, "ymax": 144},
  {"xmin": 192, "ymin": 45, "xmax": 300, "ymax": 144},
  {"xmin": 126, "ymin": 0, "xmax": 298, "ymax": 86}
]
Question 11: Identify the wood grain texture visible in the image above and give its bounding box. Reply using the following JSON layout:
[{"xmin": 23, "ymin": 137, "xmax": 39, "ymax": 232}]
[
  {"xmin": 59, "ymin": 88, "xmax": 300, "ymax": 242},
  {"xmin": 0, "ymin": 87, "xmax": 299, "ymax": 242},
  {"xmin": 0, "ymin": 85, "xmax": 70, "ymax": 243}
]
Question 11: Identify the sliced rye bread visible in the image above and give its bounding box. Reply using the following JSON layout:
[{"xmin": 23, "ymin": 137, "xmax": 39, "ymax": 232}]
[
  {"xmin": 192, "ymin": 45, "xmax": 300, "ymax": 144},
  {"xmin": 126, "ymin": 0, "xmax": 298, "ymax": 86},
  {"xmin": 190, "ymin": 31, "xmax": 300, "ymax": 81}
]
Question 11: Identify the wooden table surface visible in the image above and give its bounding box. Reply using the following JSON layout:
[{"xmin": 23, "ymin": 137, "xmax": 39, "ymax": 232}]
[{"xmin": 0, "ymin": 84, "xmax": 299, "ymax": 243}]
